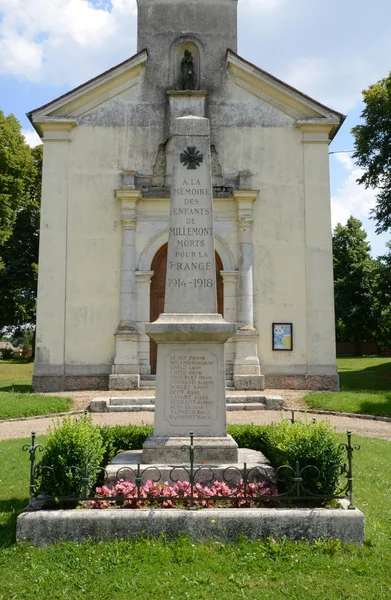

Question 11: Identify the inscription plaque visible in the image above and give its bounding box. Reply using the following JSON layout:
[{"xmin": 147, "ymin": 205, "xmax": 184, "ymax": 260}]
[{"xmin": 165, "ymin": 351, "xmax": 218, "ymax": 426}]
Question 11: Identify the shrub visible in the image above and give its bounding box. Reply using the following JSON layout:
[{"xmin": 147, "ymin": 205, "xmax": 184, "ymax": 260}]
[
  {"xmin": 261, "ymin": 419, "xmax": 345, "ymax": 496},
  {"xmin": 40, "ymin": 414, "xmax": 105, "ymax": 498},
  {"xmin": 99, "ymin": 425, "xmax": 154, "ymax": 468},
  {"xmin": 227, "ymin": 424, "xmax": 269, "ymax": 453},
  {"xmin": 0, "ymin": 347, "xmax": 14, "ymax": 360},
  {"xmin": 68, "ymin": 421, "xmax": 344, "ymax": 499}
]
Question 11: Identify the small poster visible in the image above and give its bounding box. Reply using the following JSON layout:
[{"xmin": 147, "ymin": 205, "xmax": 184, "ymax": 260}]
[{"xmin": 273, "ymin": 323, "xmax": 293, "ymax": 351}]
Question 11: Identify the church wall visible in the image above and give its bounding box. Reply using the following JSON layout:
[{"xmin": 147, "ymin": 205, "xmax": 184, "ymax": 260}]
[
  {"xmin": 215, "ymin": 123, "xmax": 337, "ymax": 383},
  {"xmin": 34, "ymin": 136, "xmax": 71, "ymax": 388}
]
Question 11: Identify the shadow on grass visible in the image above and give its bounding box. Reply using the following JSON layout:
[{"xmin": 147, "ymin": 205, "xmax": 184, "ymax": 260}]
[
  {"xmin": 0, "ymin": 384, "xmax": 34, "ymax": 393},
  {"xmin": 0, "ymin": 498, "xmax": 29, "ymax": 547},
  {"xmin": 359, "ymin": 393, "xmax": 391, "ymax": 418},
  {"xmin": 340, "ymin": 361, "xmax": 391, "ymax": 391}
]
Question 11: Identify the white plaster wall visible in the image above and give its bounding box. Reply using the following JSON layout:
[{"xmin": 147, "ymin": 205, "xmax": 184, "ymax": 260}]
[
  {"xmin": 217, "ymin": 124, "xmax": 334, "ymax": 372},
  {"xmin": 34, "ymin": 138, "xmax": 71, "ymax": 375},
  {"xmin": 36, "ymin": 79, "xmax": 336, "ymax": 377}
]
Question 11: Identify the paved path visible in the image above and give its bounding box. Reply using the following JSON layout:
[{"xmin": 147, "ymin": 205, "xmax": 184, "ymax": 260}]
[{"xmin": 1, "ymin": 409, "xmax": 391, "ymax": 442}]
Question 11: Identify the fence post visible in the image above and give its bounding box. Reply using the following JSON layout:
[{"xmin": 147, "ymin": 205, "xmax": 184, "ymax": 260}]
[{"xmin": 22, "ymin": 431, "xmax": 44, "ymax": 507}]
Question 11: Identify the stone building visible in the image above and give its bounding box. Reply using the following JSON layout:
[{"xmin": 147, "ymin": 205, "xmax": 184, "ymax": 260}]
[{"xmin": 29, "ymin": 0, "xmax": 344, "ymax": 393}]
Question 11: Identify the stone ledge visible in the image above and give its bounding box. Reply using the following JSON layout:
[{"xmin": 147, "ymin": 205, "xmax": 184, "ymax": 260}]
[
  {"xmin": 17, "ymin": 507, "xmax": 364, "ymax": 546},
  {"xmin": 265, "ymin": 374, "xmax": 339, "ymax": 392}
]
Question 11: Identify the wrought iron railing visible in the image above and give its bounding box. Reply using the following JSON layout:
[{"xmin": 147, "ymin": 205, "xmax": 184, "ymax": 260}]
[{"xmin": 22, "ymin": 430, "xmax": 360, "ymax": 511}]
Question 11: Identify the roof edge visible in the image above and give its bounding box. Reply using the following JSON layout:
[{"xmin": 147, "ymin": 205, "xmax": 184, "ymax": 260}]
[
  {"xmin": 27, "ymin": 48, "xmax": 148, "ymax": 126},
  {"xmin": 226, "ymin": 49, "xmax": 346, "ymax": 138}
]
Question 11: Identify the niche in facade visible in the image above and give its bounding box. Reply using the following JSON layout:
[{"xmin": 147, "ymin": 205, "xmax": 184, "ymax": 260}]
[{"xmin": 171, "ymin": 39, "xmax": 201, "ymax": 91}]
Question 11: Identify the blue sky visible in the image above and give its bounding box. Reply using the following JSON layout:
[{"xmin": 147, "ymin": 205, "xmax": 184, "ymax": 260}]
[{"xmin": 1, "ymin": 0, "xmax": 390, "ymax": 257}]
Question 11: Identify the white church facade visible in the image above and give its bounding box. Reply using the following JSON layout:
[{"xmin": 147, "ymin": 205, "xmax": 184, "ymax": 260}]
[{"xmin": 29, "ymin": 0, "xmax": 344, "ymax": 393}]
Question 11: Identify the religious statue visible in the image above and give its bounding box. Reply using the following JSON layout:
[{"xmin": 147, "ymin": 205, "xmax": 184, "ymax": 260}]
[{"xmin": 181, "ymin": 50, "xmax": 195, "ymax": 90}]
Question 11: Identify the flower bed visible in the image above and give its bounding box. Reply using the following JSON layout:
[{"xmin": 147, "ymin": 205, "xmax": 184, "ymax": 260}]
[{"xmin": 86, "ymin": 479, "xmax": 277, "ymax": 509}]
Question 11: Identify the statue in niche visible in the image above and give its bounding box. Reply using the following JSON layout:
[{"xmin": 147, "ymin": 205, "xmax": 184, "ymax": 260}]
[{"xmin": 181, "ymin": 50, "xmax": 195, "ymax": 90}]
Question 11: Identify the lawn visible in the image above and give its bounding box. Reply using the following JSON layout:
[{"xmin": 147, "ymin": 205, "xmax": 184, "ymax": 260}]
[
  {"xmin": 0, "ymin": 359, "xmax": 34, "ymax": 393},
  {"xmin": 0, "ymin": 360, "xmax": 71, "ymax": 420},
  {"xmin": 305, "ymin": 356, "xmax": 391, "ymax": 418},
  {"xmin": 0, "ymin": 432, "xmax": 390, "ymax": 599}
]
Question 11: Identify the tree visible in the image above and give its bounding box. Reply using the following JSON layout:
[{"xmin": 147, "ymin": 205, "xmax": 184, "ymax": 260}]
[
  {"xmin": 0, "ymin": 111, "xmax": 35, "ymax": 260},
  {"xmin": 333, "ymin": 217, "xmax": 378, "ymax": 354},
  {"xmin": 352, "ymin": 73, "xmax": 391, "ymax": 234},
  {"xmin": 0, "ymin": 113, "xmax": 42, "ymax": 333},
  {"xmin": 373, "ymin": 242, "xmax": 391, "ymax": 351}
]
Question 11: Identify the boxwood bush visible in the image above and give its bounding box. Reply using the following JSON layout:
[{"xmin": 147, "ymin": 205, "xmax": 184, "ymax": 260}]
[
  {"xmin": 38, "ymin": 419, "xmax": 345, "ymax": 500},
  {"xmin": 97, "ymin": 420, "xmax": 344, "ymax": 498},
  {"xmin": 40, "ymin": 414, "xmax": 106, "ymax": 498}
]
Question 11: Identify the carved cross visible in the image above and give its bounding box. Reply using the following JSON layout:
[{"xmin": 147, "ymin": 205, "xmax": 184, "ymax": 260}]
[{"xmin": 180, "ymin": 147, "xmax": 203, "ymax": 170}]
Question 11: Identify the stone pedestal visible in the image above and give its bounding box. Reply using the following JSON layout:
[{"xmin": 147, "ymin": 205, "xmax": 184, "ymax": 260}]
[{"xmin": 144, "ymin": 115, "xmax": 237, "ymax": 464}]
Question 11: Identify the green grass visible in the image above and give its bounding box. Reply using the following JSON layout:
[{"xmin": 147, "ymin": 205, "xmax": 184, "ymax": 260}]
[
  {"xmin": 305, "ymin": 357, "xmax": 391, "ymax": 418},
  {"xmin": 0, "ymin": 393, "xmax": 72, "ymax": 420},
  {"xmin": 337, "ymin": 356, "xmax": 391, "ymax": 391},
  {"xmin": 0, "ymin": 360, "xmax": 72, "ymax": 419},
  {"xmin": 0, "ymin": 359, "xmax": 34, "ymax": 393},
  {"xmin": 0, "ymin": 433, "xmax": 390, "ymax": 599}
]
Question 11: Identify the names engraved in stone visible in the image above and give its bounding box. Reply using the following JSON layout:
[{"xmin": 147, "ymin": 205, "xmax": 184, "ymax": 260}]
[{"xmin": 167, "ymin": 353, "xmax": 217, "ymax": 424}]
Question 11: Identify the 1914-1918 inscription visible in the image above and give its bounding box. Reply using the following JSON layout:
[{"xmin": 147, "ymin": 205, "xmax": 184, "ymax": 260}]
[
  {"xmin": 166, "ymin": 351, "xmax": 217, "ymax": 425},
  {"xmin": 166, "ymin": 175, "xmax": 215, "ymax": 293}
]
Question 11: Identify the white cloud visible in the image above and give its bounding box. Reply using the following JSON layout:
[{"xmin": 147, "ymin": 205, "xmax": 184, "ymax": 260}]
[
  {"xmin": 0, "ymin": 33, "xmax": 43, "ymax": 80},
  {"xmin": 282, "ymin": 57, "xmax": 374, "ymax": 113},
  {"xmin": 330, "ymin": 154, "xmax": 391, "ymax": 257},
  {"xmin": 331, "ymin": 153, "xmax": 377, "ymax": 229},
  {"xmin": 22, "ymin": 128, "xmax": 42, "ymax": 147},
  {"xmin": 0, "ymin": 0, "xmax": 137, "ymax": 85}
]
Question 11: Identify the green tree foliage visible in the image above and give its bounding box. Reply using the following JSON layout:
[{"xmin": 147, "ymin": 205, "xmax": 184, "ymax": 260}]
[
  {"xmin": 333, "ymin": 217, "xmax": 378, "ymax": 353},
  {"xmin": 352, "ymin": 73, "xmax": 391, "ymax": 233},
  {"xmin": 0, "ymin": 111, "xmax": 35, "ymax": 252},
  {"xmin": 374, "ymin": 242, "xmax": 391, "ymax": 350},
  {"xmin": 0, "ymin": 112, "xmax": 42, "ymax": 332}
]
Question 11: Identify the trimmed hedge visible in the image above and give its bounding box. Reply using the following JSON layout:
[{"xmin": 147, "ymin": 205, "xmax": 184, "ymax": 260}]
[
  {"xmin": 40, "ymin": 414, "xmax": 106, "ymax": 498},
  {"xmin": 40, "ymin": 419, "xmax": 345, "ymax": 499},
  {"xmin": 97, "ymin": 421, "xmax": 344, "ymax": 497}
]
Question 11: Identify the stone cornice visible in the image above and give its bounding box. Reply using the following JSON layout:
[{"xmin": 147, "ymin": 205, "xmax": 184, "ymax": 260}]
[
  {"xmin": 297, "ymin": 122, "xmax": 332, "ymax": 144},
  {"xmin": 35, "ymin": 119, "xmax": 77, "ymax": 142}
]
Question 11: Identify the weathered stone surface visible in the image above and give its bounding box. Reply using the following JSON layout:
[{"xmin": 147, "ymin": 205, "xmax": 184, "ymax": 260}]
[
  {"xmin": 264, "ymin": 375, "xmax": 339, "ymax": 392},
  {"xmin": 33, "ymin": 375, "xmax": 109, "ymax": 393},
  {"xmin": 109, "ymin": 374, "xmax": 140, "ymax": 391},
  {"xmin": 142, "ymin": 434, "xmax": 238, "ymax": 464},
  {"xmin": 233, "ymin": 375, "xmax": 265, "ymax": 391},
  {"xmin": 17, "ymin": 507, "xmax": 365, "ymax": 546}
]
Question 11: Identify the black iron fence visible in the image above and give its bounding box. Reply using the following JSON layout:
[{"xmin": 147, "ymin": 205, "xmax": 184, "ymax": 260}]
[{"xmin": 22, "ymin": 429, "xmax": 360, "ymax": 511}]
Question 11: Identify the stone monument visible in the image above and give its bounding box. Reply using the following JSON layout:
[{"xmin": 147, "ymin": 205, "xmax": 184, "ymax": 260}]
[{"xmin": 143, "ymin": 115, "xmax": 238, "ymax": 464}]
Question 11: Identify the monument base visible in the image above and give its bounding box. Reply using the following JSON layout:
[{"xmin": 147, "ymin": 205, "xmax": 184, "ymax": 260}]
[
  {"xmin": 142, "ymin": 434, "xmax": 238, "ymax": 464},
  {"xmin": 233, "ymin": 375, "xmax": 265, "ymax": 390},
  {"xmin": 106, "ymin": 447, "xmax": 273, "ymax": 487},
  {"xmin": 109, "ymin": 374, "xmax": 140, "ymax": 390}
]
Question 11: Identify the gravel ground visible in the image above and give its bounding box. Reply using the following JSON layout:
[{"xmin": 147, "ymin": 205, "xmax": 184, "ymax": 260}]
[{"xmin": 1, "ymin": 389, "xmax": 391, "ymax": 442}]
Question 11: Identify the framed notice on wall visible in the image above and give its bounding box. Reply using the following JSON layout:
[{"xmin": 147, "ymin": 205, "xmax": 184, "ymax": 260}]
[{"xmin": 273, "ymin": 323, "xmax": 293, "ymax": 351}]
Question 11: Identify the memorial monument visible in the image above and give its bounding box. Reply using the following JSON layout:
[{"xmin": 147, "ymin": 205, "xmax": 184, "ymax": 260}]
[
  {"xmin": 30, "ymin": 0, "xmax": 344, "ymax": 394},
  {"xmin": 143, "ymin": 115, "xmax": 237, "ymax": 463}
]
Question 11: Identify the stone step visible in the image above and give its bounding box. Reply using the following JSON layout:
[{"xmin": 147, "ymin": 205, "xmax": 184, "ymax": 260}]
[
  {"xmin": 97, "ymin": 403, "xmax": 268, "ymax": 413},
  {"xmin": 109, "ymin": 394, "xmax": 268, "ymax": 406},
  {"xmin": 139, "ymin": 379, "xmax": 235, "ymax": 390},
  {"xmin": 90, "ymin": 395, "xmax": 283, "ymax": 412}
]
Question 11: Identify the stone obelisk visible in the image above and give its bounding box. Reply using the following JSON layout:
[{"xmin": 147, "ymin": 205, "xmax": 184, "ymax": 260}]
[{"xmin": 144, "ymin": 115, "xmax": 237, "ymax": 464}]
